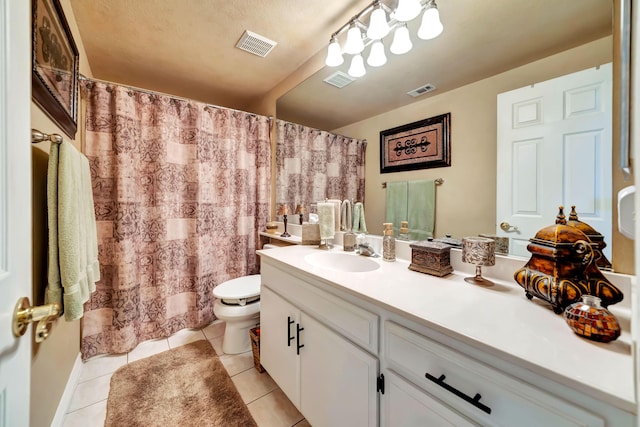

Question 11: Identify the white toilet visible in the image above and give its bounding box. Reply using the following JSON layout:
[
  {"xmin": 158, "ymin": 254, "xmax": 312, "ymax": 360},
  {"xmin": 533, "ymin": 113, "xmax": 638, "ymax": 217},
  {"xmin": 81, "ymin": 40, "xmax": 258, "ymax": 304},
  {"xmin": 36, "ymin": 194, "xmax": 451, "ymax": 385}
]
[{"xmin": 212, "ymin": 244, "xmax": 277, "ymax": 354}]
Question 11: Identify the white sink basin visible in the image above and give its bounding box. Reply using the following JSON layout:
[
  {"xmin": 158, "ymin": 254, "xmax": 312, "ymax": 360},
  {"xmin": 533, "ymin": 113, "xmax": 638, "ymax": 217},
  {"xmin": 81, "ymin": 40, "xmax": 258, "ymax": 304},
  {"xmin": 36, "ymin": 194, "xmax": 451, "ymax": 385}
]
[{"xmin": 304, "ymin": 252, "xmax": 380, "ymax": 273}]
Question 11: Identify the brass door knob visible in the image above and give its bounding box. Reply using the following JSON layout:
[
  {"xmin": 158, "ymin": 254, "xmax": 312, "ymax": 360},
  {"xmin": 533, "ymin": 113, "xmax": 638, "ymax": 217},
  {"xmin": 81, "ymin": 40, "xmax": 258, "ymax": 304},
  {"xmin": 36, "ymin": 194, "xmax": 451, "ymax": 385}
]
[
  {"xmin": 12, "ymin": 297, "xmax": 61, "ymax": 343},
  {"xmin": 499, "ymin": 221, "xmax": 519, "ymax": 232}
]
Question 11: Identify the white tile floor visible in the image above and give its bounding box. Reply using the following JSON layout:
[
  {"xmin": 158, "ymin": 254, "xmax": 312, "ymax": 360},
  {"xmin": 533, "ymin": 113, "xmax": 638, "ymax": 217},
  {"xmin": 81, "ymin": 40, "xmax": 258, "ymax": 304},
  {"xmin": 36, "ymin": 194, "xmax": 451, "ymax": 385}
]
[{"xmin": 62, "ymin": 321, "xmax": 311, "ymax": 427}]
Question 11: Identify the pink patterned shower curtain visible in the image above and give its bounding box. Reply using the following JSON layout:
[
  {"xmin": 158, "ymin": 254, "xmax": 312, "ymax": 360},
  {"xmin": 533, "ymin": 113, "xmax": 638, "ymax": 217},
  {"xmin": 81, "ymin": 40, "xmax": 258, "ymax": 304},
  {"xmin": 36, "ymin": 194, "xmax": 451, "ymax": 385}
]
[
  {"xmin": 275, "ymin": 119, "xmax": 366, "ymax": 212},
  {"xmin": 80, "ymin": 80, "xmax": 271, "ymax": 359}
]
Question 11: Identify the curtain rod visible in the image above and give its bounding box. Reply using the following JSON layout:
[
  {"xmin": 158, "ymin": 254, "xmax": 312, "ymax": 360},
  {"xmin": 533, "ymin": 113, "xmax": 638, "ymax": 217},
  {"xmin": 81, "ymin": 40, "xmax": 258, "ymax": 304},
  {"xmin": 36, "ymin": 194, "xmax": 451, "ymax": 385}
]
[
  {"xmin": 32, "ymin": 129, "xmax": 63, "ymax": 144},
  {"xmin": 78, "ymin": 74, "xmax": 273, "ymax": 120},
  {"xmin": 382, "ymin": 178, "xmax": 444, "ymax": 188},
  {"xmin": 276, "ymin": 117, "xmax": 367, "ymax": 143}
]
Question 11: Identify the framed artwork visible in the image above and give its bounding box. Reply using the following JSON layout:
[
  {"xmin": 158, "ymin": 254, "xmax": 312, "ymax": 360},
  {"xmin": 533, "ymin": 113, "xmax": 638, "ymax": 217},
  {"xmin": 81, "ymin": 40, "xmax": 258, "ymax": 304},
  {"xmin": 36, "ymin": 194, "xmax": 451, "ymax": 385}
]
[
  {"xmin": 32, "ymin": 0, "xmax": 79, "ymax": 139},
  {"xmin": 380, "ymin": 113, "xmax": 451, "ymax": 173}
]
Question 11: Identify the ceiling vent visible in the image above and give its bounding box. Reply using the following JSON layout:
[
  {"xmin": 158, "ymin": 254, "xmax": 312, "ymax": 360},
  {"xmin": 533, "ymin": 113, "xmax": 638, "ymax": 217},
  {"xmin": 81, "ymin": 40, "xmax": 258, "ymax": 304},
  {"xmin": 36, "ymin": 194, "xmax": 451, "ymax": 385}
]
[
  {"xmin": 407, "ymin": 83, "xmax": 437, "ymax": 97},
  {"xmin": 235, "ymin": 30, "xmax": 277, "ymax": 58},
  {"xmin": 323, "ymin": 71, "xmax": 356, "ymax": 89}
]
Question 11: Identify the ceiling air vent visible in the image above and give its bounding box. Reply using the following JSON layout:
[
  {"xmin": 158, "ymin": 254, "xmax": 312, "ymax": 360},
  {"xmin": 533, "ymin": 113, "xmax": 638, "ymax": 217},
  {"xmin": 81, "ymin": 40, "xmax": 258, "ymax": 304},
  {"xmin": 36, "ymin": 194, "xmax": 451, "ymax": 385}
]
[
  {"xmin": 323, "ymin": 71, "xmax": 356, "ymax": 89},
  {"xmin": 407, "ymin": 83, "xmax": 437, "ymax": 97},
  {"xmin": 235, "ymin": 30, "xmax": 277, "ymax": 58}
]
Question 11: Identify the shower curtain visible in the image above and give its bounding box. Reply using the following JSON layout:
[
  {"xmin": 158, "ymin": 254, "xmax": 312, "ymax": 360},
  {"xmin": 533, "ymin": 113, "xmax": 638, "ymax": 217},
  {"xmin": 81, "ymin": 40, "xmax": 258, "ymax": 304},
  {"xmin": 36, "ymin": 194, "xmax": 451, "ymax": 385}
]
[
  {"xmin": 275, "ymin": 119, "xmax": 366, "ymax": 213},
  {"xmin": 80, "ymin": 80, "xmax": 271, "ymax": 359}
]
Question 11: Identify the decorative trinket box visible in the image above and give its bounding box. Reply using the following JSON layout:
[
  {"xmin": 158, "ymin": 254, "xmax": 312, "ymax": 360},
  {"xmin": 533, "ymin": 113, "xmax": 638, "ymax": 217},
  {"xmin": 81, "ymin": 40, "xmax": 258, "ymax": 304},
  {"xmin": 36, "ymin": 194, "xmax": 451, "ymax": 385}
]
[
  {"xmin": 409, "ymin": 240, "xmax": 453, "ymax": 277},
  {"xmin": 514, "ymin": 207, "xmax": 623, "ymax": 314}
]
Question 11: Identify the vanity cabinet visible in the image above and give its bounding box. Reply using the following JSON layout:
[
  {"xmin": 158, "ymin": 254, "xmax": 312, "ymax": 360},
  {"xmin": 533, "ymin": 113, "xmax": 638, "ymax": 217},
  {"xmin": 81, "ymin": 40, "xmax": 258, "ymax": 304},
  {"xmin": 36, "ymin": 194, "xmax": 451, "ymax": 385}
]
[{"xmin": 260, "ymin": 267, "xmax": 379, "ymax": 427}]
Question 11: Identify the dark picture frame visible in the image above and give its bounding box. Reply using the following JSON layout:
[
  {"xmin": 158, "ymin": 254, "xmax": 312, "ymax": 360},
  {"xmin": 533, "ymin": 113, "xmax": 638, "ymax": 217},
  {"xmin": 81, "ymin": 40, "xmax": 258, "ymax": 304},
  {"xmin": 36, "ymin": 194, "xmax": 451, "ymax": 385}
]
[
  {"xmin": 380, "ymin": 113, "xmax": 451, "ymax": 173},
  {"xmin": 32, "ymin": 0, "xmax": 79, "ymax": 139}
]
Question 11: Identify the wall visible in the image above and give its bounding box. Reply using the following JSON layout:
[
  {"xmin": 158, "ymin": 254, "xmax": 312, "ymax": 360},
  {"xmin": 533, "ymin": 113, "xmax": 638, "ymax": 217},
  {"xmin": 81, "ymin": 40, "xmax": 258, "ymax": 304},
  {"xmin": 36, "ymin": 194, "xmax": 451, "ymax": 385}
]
[
  {"xmin": 334, "ymin": 37, "xmax": 635, "ymax": 272},
  {"xmin": 30, "ymin": 0, "xmax": 93, "ymax": 426}
]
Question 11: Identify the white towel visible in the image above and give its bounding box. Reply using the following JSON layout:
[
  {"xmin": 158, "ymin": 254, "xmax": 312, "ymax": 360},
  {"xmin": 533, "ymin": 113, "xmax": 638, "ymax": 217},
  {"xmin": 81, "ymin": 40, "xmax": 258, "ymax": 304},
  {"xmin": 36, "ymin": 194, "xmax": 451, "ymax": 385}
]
[
  {"xmin": 327, "ymin": 199, "xmax": 341, "ymax": 233},
  {"xmin": 46, "ymin": 141, "xmax": 100, "ymax": 321},
  {"xmin": 352, "ymin": 202, "xmax": 368, "ymax": 233},
  {"xmin": 317, "ymin": 202, "xmax": 335, "ymax": 240},
  {"xmin": 340, "ymin": 200, "xmax": 352, "ymax": 231}
]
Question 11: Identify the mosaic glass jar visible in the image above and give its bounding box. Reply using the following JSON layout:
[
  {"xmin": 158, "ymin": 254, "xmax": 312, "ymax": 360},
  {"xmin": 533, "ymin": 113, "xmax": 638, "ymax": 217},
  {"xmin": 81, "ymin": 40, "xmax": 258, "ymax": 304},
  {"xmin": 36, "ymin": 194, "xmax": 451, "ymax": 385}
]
[{"xmin": 564, "ymin": 295, "xmax": 620, "ymax": 343}]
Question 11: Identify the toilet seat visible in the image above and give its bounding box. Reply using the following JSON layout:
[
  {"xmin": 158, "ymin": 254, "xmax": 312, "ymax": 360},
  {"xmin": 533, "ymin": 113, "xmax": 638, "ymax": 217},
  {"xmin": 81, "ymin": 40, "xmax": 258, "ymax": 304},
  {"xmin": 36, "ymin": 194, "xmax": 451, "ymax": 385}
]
[{"xmin": 213, "ymin": 274, "xmax": 261, "ymax": 306}]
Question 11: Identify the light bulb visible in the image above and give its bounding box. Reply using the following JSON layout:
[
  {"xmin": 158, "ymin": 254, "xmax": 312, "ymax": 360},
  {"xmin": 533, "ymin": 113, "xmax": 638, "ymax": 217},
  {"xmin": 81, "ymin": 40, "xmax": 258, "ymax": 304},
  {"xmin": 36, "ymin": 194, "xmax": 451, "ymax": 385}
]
[
  {"xmin": 418, "ymin": 4, "xmax": 444, "ymax": 40},
  {"xmin": 344, "ymin": 24, "xmax": 365, "ymax": 54},
  {"xmin": 394, "ymin": 0, "xmax": 422, "ymax": 22},
  {"xmin": 390, "ymin": 24, "xmax": 412, "ymax": 55},
  {"xmin": 367, "ymin": 40, "xmax": 387, "ymax": 67},
  {"xmin": 367, "ymin": 7, "xmax": 390, "ymax": 40},
  {"xmin": 325, "ymin": 38, "xmax": 344, "ymax": 66},
  {"xmin": 348, "ymin": 54, "xmax": 366, "ymax": 77}
]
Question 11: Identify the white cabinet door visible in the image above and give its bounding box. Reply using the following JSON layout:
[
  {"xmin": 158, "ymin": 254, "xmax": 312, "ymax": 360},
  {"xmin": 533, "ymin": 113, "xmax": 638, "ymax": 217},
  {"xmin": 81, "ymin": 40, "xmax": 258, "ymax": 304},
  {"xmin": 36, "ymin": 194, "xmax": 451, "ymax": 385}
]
[
  {"xmin": 260, "ymin": 286, "xmax": 301, "ymax": 407},
  {"xmin": 299, "ymin": 313, "xmax": 378, "ymax": 427},
  {"xmin": 382, "ymin": 371, "xmax": 478, "ymax": 427}
]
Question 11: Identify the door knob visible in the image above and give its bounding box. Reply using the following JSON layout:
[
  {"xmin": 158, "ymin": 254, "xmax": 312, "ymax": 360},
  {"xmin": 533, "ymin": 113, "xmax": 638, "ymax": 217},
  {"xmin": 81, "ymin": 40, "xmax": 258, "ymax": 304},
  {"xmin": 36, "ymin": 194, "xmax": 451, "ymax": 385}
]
[
  {"xmin": 12, "ymin": 297, "xmax": 61, "ymax": 343},
  {"xmin": 499, "ymin": 222, "xmax": 519, "ymax": 232}
]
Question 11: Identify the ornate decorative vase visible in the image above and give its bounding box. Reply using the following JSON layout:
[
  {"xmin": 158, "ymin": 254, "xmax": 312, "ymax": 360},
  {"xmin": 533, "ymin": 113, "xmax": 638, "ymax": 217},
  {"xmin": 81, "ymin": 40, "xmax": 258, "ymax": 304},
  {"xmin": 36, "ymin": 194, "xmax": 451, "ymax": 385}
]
[
  {"xmin": 564, "ymin": 295, "xmax": 621, "ymax": 343},
  {"xmin": 514, "ymin": 207, "xmax": 623, "ymax": 314},
  {"xmin": 566, "ymin": 206, "xmax": 612, "ymax": 271}
]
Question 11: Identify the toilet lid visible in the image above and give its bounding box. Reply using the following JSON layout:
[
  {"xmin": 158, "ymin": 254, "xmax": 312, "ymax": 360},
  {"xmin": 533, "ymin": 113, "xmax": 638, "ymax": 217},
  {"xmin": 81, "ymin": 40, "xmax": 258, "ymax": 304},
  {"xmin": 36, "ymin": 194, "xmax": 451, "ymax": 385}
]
[{"xmin": 213, "ymin": 274, "xmax": 261, "ymax": 300}]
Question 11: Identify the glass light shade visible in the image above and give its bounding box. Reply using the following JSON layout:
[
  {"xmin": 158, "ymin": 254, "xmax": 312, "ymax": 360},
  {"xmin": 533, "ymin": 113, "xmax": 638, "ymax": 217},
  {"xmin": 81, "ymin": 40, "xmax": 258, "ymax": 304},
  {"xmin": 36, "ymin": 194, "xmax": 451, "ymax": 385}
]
[
  {"xmin": 348, "ymin": 54, "xmax": 366, "ymax": 77},
  {"xmin": 367, "ymin": 7, "xmax": 390, "ymax": 40},
  {"xmin": 418, "ymin": 6, "xmax": 444, "ymax": 40},
  {"xmin": 344, "ymin": 25, "xmax": 365, "ymax": 54},
  {"xmin": 325, "ymin": 39, "xmax": 344, "ymax": 66},
  {"xmin": 394, "ymin": 0, "xmax": 422, "ymax": 22},
  {"xmin": 367, "ymin": 41, "xmax": 387, "ymax": 67},
  {"xmin": 390, "ymin": 25, "xmax": 412, "ymax": 55}
]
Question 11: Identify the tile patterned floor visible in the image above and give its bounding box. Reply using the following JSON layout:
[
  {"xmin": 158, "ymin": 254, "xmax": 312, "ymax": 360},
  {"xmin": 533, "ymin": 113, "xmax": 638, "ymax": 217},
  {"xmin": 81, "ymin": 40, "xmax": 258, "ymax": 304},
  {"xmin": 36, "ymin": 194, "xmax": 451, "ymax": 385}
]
[{"xmin": 62, "ymin": 321, "xmax": 311, "ymax": 427}]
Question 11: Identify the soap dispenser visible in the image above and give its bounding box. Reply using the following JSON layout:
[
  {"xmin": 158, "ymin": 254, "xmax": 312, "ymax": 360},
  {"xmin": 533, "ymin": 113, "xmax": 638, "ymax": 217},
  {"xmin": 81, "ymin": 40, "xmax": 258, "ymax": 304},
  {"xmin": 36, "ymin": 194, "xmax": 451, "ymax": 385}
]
[
  {"xmin": 383, "ymin": 223, "xmax": 396, "ymax": 262},
  {"xmin": 398, "ymin": 221, "xmax": 410, "ymax": 241}
]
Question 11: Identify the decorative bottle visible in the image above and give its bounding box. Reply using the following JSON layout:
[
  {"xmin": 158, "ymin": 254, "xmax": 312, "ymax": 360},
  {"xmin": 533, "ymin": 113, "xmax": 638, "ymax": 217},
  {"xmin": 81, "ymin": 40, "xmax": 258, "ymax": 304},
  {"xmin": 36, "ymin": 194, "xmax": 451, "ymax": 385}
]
[
  {"xmin": 383, "ymin": 223, "xmax": 396, "ymax": 262},
  {"xmin": 398, "ymin": 221, "xmax": 410, "ymax": 241},
  {"xmin": 564, "ymin": 295, "xmax": 620, "ymax": 343}
]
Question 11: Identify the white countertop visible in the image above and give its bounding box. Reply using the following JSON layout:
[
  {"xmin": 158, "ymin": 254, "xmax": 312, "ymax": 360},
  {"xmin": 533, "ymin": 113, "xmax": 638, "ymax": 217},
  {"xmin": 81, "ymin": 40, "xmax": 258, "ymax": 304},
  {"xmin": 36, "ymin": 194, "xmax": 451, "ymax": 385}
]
[{"xmin": 258, "ymin": 244, "xmax": 636, "ymax": 413}]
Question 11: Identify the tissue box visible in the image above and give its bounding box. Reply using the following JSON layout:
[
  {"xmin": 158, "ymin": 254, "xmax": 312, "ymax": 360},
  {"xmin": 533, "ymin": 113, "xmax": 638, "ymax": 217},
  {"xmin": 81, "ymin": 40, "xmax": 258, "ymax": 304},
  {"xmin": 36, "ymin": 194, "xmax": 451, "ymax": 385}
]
[
  {"xmin": 409, "ymin": 240, "xmax": 453, "ymax": 277},
  {"xmin": 301, "ymin": 224, "xmax": 321, "ymax": 245}
]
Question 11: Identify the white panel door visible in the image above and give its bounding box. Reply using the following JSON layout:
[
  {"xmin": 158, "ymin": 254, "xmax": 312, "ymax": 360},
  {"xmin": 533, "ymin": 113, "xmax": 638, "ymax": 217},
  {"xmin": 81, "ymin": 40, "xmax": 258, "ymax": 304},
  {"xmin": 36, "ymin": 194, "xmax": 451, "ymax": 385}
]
[
  {"xmin": 299, "ymin": 312, "xmax": 378, "ymax": 427},
  {"xmin": 0, "ymin": 1, "xmax": 33, "ymax": 426},
  {"xmin": 497, "ymin": 64, "xmax": 612, "ymax": 258},
  {"xmin": 259, "ymin": 286, "xmax": 301, "ymax": 408}
]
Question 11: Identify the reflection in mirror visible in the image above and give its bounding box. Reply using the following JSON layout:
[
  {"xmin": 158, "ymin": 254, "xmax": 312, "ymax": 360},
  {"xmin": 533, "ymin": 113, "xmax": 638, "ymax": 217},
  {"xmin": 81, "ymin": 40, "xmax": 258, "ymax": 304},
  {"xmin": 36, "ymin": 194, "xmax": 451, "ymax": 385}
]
[{"xmin": 276, "ymin": 1, "xmax": 634, "ymax": 273}]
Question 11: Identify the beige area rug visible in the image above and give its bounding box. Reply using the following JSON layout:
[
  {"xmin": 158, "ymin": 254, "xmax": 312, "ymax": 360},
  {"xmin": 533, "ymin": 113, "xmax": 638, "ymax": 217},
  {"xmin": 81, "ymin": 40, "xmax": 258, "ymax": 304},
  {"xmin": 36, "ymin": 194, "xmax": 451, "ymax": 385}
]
[{"xmin": 105, "ymin": 340, "xmax": 257, "ymax": 427}]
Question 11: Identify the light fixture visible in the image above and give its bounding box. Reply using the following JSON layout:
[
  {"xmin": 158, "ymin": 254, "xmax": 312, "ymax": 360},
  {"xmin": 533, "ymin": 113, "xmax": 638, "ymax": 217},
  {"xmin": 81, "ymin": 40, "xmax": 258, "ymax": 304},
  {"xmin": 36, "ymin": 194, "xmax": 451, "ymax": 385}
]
[
  {"xmin": 323, "ymin": 0, "xmax": 444, "ymax": 78},
  {"xmin": 348, "ymin": 54, "xmax": 367, "ymax": 77},
  {"xmin": 367, "ymin": 40, "xmax": 387, "ymax": 67},
  {"xmin": 367, "ymin": 3, "xmax": 390, "ymax": 40},
  {"xmin": 277, "ymin": 204, "xmax": 291, "ymax": 237},
  {"xmin": 418, "ymin": 1, "xmax": 443, "ymax": 40},
  {"xmin": 325, "ymin": 36, "xmax": 344, "ymax": 66},
  {"xmin": 394, "ymin": 0, "xmax": 422, "ymax": 22},
  {"xmin": 344, "ymin": 23, "xmax": 365, "ymax": 54},
  {"xmin": 390, "ymin": 23, "xmax": 412, "ymax": 55}
]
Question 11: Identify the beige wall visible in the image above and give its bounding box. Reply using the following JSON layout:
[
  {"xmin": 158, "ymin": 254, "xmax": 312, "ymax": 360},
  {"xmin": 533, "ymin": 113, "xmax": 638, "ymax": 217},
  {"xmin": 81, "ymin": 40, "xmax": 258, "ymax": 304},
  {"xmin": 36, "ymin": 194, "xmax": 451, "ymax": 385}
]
[
  {"xmin": 334, "ymin": 37, "xmax": 633, "ymax": 273},
  {"xmin": 30, "ymin": 1, "xmax": 93, "ymax": 426}
]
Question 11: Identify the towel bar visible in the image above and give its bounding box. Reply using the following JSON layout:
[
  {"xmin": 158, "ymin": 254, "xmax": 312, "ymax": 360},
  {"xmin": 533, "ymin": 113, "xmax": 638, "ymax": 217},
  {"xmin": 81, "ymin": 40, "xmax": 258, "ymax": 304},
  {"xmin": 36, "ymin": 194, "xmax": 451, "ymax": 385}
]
[
  {"xmin": 382, "ymin": 178, "xmax": 443, "ymax": 188},
  {"xmin": 31, "ymin": 129, "xmax": 63, "ymax": 144}
]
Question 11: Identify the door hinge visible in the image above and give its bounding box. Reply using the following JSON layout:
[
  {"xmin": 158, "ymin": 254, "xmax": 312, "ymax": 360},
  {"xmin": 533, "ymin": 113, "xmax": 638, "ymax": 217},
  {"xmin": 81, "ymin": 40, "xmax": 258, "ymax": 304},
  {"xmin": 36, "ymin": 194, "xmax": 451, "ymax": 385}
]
[{"xmin": 377, "ymin": 373, "xmax": 385, "ymax": 395}]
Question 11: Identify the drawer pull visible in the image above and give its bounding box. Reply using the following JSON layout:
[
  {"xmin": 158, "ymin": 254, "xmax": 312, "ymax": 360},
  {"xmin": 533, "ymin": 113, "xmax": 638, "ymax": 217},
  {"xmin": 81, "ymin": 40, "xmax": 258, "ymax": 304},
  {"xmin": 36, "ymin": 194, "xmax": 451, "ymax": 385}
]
[
  {"xmin": 287, "ymin": 316, "xmax": 295, "ymax": 347},
  {"xmin": 296, "ymin": 323, "xmax": 305, "ymax": 355},
  {"xmin": 425, "ymin": 372, "xmax": 492, "ymax": 415}
]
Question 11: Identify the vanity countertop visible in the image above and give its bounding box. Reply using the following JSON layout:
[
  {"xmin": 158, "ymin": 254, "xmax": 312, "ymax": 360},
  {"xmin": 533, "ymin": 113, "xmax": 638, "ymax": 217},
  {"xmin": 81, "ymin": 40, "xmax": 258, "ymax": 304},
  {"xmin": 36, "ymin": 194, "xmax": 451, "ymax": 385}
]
[{"xmin": 258, "ymin": 244, "xmax": 636, "ymax": 413}]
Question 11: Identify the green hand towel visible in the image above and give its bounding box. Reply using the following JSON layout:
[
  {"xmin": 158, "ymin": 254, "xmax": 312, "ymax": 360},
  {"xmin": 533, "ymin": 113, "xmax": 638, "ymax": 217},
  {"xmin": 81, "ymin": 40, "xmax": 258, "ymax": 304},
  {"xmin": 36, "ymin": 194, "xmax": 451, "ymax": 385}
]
[
  {"xmin": 385, "ymin": 181, "xmax": 408, "ymax": 235},
  {"xmin": 408, "ymin": 179, "xmax": 435, "ymax": 240}
]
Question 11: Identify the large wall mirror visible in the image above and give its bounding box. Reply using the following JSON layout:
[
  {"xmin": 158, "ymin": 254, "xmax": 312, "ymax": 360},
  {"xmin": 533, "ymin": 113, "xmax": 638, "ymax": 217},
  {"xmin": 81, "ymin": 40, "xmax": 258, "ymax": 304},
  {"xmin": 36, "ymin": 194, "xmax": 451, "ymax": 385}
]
[{"xmin": 276, "ymin": 0, "xmax": 634, "ymax": 273}]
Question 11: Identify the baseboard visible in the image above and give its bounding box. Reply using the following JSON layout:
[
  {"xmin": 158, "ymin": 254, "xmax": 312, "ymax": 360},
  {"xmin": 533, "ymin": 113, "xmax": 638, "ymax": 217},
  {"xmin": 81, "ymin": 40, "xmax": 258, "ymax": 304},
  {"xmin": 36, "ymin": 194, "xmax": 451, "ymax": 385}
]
[{"xmin": 50, "ymin": 352, "xmax": 83, "ymax": 427}]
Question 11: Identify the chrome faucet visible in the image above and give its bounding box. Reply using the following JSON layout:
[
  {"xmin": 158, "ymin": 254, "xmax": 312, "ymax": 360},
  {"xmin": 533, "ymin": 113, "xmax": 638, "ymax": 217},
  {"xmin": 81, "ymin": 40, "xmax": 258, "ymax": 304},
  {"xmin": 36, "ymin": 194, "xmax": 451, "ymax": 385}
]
[{"xmin": 358, "ymin": 243, "xmax": 379, "ymax": 257}]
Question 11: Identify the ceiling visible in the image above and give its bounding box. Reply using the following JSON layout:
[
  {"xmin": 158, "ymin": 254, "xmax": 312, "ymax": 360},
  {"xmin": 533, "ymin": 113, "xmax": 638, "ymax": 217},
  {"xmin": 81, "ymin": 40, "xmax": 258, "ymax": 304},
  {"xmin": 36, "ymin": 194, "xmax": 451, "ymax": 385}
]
[{"xmin": 70, "ymin": 0, "xmax": 612, "ymax": 131}]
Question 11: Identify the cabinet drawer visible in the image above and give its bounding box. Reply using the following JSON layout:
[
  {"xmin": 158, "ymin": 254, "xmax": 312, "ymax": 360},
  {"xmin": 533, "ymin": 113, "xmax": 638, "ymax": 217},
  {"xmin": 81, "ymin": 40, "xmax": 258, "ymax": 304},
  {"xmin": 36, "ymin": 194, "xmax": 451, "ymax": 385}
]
[
  {"xmin": 262, "ymin": 263, "xmax": 378, "ymax": 353},
  {"xmin": 385, "ymin": 321, "xmax": 604, "ymax": 427}
]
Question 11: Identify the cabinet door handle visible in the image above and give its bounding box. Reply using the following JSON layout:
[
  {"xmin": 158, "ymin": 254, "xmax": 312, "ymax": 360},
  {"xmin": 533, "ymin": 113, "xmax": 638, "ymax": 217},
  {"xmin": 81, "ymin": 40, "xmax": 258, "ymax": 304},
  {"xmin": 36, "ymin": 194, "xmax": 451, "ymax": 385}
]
[
  {"xmin": 425, "ymin": 372, "xmax": 492, "ymax": 415},
  {"xmin": 287, "ymin": 316, "xmax": 295, "ymax": 347},
  {"xmin": 296, "ymin": 323, "xmax": 304, "ymax": 355}
]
